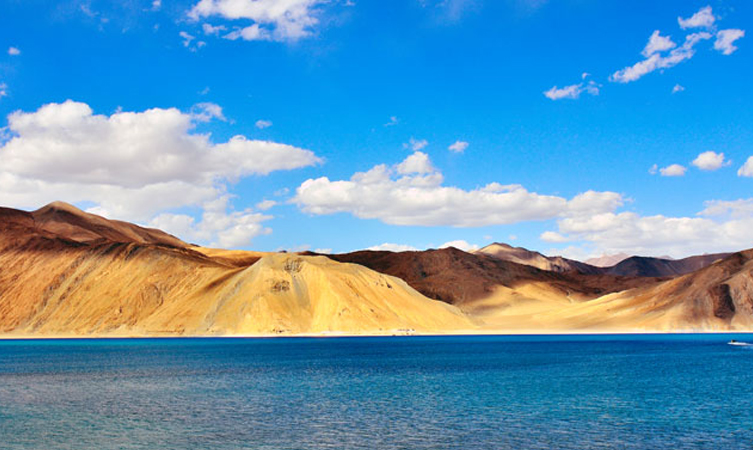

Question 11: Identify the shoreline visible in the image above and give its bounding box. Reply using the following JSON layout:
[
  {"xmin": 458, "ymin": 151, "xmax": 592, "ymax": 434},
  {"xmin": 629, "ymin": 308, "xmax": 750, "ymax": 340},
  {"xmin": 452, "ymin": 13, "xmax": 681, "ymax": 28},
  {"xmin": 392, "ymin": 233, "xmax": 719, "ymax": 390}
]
[{"xmin": 3, "ymin": 329, "xmax": 753, "ymax": 341}]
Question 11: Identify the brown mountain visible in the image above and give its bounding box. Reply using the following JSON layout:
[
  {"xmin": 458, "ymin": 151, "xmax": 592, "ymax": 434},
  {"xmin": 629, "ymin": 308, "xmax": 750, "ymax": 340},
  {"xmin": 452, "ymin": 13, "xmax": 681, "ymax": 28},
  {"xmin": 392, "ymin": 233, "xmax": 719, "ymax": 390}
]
[
  {"xmin": 325, "ymin": 247, "xmax": 654, "ymax": 306},
  {"xmin": 476, "ymin": 242, "xmax": 728, "ymax": 279},
  {"xmin": 474, "ymin": 242, "xmax": 602, "ymax": 274},
  {"xmin": 604, "ymin": 253, "xmax": 732, "ymax": 277},
  {"xmin": 28, "ymin": 201, "xmax": 188, "ymax": 248}
]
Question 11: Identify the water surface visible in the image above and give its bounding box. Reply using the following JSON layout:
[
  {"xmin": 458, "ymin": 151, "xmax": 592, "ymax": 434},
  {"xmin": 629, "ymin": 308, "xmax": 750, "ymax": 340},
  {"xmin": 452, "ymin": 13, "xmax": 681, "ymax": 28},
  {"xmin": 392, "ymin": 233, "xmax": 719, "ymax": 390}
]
[{"xmin": 1, "ymin": 334, "xmax": 752, "ymax": 449}]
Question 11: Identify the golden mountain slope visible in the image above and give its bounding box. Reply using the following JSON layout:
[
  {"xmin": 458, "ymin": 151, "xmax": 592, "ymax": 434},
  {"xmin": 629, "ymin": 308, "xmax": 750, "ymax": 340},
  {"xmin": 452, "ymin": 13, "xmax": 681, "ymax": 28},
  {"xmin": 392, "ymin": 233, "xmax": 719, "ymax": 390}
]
[
  {"xmin": 0, "ymin": 204, "xmax": 472, "ymax": 337},
  {"xmin": 2, "ymin": 202, "xmax": 753, "ymax": 336}
]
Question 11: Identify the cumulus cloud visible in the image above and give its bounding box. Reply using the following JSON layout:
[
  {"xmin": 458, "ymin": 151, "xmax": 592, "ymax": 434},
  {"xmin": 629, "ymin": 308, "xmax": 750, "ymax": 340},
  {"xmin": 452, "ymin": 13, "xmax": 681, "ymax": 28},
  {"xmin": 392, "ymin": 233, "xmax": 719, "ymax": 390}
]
[
  {"xmin": 678, "ymin": 6, "xmax": 715, "ymax": 30},
  {"xmin": 545, "ymin": 207, "xmax": 753, "ymax": 258},
  {"xmin": 366, "ymin": 243, "xmax": 419, "ymax": 252},
  {"xmin": 7, "ymin": 47, "xmax": 20, "ymax": 56},
  {"xmin": 659, "ymin": 164, "xmax": 687, "ymax": 177},
  {"xmin": 738, "ymin": 156, "xmax": 753, "ymax": 178},
  {"xmin": 714, "ymin": 29, "xmax": 745, "ymax": 55},
  {"xmin": 188, "ymin": 0, "xmax": 326, "ymax": 42},
  {"xmin": 255, "ymin": 119, "xmax": 273, "ymax": 129},
  {"xmin": 700, "ymin": 198, "xmax": 753, "ymax": 219},
  {"xmin": 255, "ymin": 199, "xmax": 277, "ymax": 210},
  {"xmin": 0, "ymin": 100, "xmax": 321, "ymax": 246},
  {"xmin": 396, "ymin": 151, "xmax": 433, "ymax": 174},
  {"xmin": 692, "ymin": 151, "xmax": 729, "ymax": 171},
  {"xmin": 642, "ymin": 30, "xmax": 676, "ymax": 57},
  {"xmin": 611, "ymin": 6, "xmax": 745, "ymax": 83},
  {"xmin": 439, "ymin": 240, "xmax": 479, "ymax": 252},
  {"xmin": 448, "ymin": 140, "xmax": 469, "ymax": 153},
  {"xmin": 544, "ymin": 80, "xmax": 599, "ymax": 100},
  {"xmin": 190, "ymin": 102, "xmax": 225, "ymax": 122},
  {"xmin": 293, "ymin": 151, "xmax": 622, "ymax": 227},
  {"xmin": 150, "ymin": 196, "xmax": 272, "ymax": 248},
  {"xmin": 611, "ymin": 32, "xmax": 712, "ymax": 83},
  {"xmin": 405, "ymin": 137, "xmax": 428, "ymax": 151},
  {"xmin": 672, "ymin": 84, "xmax": 685, "ymax": 94},
  {"xmin": 202, "ymin": 23, "xmax": 226, "ymax": 35},
  {"xmin": 0, "ymin": 83, "xmax": 7, "ymax": 98}
]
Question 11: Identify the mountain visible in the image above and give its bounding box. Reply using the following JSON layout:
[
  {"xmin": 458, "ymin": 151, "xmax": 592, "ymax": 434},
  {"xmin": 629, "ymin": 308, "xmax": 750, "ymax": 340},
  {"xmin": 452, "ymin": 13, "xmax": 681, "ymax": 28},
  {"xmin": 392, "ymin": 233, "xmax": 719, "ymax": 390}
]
[
  {"xmin": 325, "ymin": 247, "xmax": 655, "ymax": 307},
  {"xmin": 476, "ymin": 242, "xmax": 728, "ymax": 278},
  {"xmin": 25, "ymin": 201, "xmax": 188, "ymax": 247},
  {"xmin": 2, "ymin": 202, "xmax": 753, "ymax": 335},
  {"xmin": 604, "ymin": 253, "xmax": 732, "ymax": 277},
  {"xmin": 557, "ymin": 250, "xmax": 753, "ymax": 331},
  {"xmin": 585, "ymin": 253, "xmax": 631, "ymax": 267},
  {"xmin": 0, "ymin": 203, "xmax": 471, "ymax": 337},
  {"xmin": 474, "ymin": 242, "xmax": 602, "ymax": 275}
]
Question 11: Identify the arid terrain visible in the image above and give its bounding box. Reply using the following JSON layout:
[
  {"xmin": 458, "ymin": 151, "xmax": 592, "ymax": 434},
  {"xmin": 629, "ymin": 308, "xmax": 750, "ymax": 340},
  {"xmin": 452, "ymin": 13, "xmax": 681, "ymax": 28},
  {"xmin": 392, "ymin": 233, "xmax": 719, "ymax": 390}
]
[{"xmin": 1, "ymin": 202, "xmax": 751, "ymax": 337}]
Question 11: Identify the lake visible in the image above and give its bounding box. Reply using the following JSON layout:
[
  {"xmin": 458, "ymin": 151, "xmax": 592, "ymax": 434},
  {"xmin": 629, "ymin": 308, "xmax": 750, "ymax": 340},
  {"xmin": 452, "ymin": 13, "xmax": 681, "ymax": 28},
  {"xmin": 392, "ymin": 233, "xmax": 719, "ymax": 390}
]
[{"xmin": 1, "ymin": 334, "xmax": 752, "ymax": 449}]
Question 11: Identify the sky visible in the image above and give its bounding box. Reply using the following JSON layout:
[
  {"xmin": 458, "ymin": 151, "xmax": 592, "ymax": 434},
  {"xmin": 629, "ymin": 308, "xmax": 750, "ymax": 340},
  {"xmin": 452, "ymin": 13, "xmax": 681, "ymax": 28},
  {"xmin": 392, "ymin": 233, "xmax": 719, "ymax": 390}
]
[{"xmin": 0, "ymin": 0, "xmax": 751, "ymax": 259}]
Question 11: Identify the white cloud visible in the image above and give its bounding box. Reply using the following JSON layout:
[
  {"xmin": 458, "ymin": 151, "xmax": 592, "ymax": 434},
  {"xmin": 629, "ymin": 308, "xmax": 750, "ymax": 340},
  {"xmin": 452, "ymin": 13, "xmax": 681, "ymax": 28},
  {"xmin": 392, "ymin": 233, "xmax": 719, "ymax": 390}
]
[
  {"xmin": 672, "ymin": 84, "xmax": 685, "ymax": 94},
  {"xmin": 448, "ymin": 140, "xmax": 468, "ymax": 153},
  {"xmin": 188, "ymin": 0, "xmax": 326, "ymax": 42},
  {"xmin": 150, "ymin": 197, "xmax": 272, "ymax": 248},
  {"xmin": 202, "ymin": 23, "xmax": 227, "ymax": 35},
  {"xmin": 544, "ymin": 80, "xmax": 599, "ymax": 100},
  {"xmin": 180, "ymin": 30, "xmax": 195, "ymax": 46},
  {"xmin": 405, "ymin": 137, "xmax": 428, "ymax": 151},
  {"xmin": 659, "ymin": 164, "xmax": 687, "ymax": 177},
  {"xmin": 438, "ymin": 240, "xmax": 479, "ymax": 252},
  {"xmin": 255, "ymin": 119, "xmax": 273, "ymax": 129},
  {"xmin": 642, "ymin": 30, "xmax": 676, "ymax": 57},
  {"xmin": 540, "ymin": 231, "xmax": 569, "ymax": 243},
  {"xmin": 546, "ymin": 207, "xmax": 753, "ymax": 258},
  {"xmin": 366, "ymin": 243, "xmax": 419, "ymax": 252},
  {"xmin": 611, "ymin": 32, "xmax": 712, "ymax": 83},
  {"xmin": 255, "ymin": 199, "xmax": 277, "ymax": 210},
  {"xmin": 649, "ymin": 164, "xmax": 659, "ymax": 175},
  {"xmin": 700, "ymin": 198, "xmax": 753, "ymax": 219},
  {"xmin": 151, "ymin": 0, "xmax": 162, "ymax": 11},
  {"xmin": 396, "ymin": 151, "xmax": 433, "ymax": 174},
  {"xmin": 678, "ymin": 6, "xmax": 716, "ymax": 30},
  {"xmin": 7, "ymin": 47, "xmax": 20, "ymax": 56},
  {"xmin": 180, "ymin": 31, "xmax": 206, "ymax": 50},
  {"xmin": 692, "ymin": 151, "xmax": 728, "ymax": 171},
  {"xmin": 190, "ymin": 102, "xmax": 226, "ymax": 122},
  {"xmin": 0, "ymin": 83, "xmax": 7, "ymax": 98},
  {"xmin": 738, "ymin": 156, "xmax": 753, "ymax": 177},
  {"xmin": 0, "ymin": 100, "xmax": 321, "ymax": 245},
  {"xmin": 293, "ymin": 151, "xmax": 622, "ymax": 227},
  {"xmin": 714, "ymin": 29, "xmax": 745, "ymax": 55},
  {"xmin": 384, "ymin": 116, "xmax": 399, "ymax": 127}
]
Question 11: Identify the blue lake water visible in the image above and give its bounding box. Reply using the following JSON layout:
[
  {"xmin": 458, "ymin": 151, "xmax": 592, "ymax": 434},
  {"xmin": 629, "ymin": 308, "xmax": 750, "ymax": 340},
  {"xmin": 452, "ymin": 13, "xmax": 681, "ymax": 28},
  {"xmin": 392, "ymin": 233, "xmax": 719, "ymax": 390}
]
[{"xmin": 1, "ymin": 334, "xmax": 752, "ymax": 450}]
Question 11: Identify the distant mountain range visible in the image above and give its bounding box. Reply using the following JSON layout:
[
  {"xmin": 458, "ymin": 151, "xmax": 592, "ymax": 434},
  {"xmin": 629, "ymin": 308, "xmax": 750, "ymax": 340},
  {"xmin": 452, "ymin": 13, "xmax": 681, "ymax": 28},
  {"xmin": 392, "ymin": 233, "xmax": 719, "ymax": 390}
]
[
  {"xmin": 0, "ymin": 202, "xmax": 750, "ymax": 336},
  {"xmin": 474, "ymin": 242, "xmax": 731, "ymax": 278}
]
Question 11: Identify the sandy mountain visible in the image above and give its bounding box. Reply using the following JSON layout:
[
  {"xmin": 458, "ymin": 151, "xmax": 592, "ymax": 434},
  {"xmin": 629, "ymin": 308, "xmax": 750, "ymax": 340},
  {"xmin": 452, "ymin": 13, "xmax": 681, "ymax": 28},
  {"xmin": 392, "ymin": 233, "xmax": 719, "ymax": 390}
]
[
  {"xmin": 0, "ymin": 204, "xmax": 471, "ymax": 337},
  {"xmin": 548, "ymin": 250, "xmax": 753, "ymax": 331},
  {"xmin": 474, "ymin": 242, "xmax": 602, "ymax": 274},
  {"xmin": 604, "ymin": 253, "xmax": 731, "ymax": 277},
  {"xmin": 2, "ymin": 202, "xmax": 753, "ymax": 335}
]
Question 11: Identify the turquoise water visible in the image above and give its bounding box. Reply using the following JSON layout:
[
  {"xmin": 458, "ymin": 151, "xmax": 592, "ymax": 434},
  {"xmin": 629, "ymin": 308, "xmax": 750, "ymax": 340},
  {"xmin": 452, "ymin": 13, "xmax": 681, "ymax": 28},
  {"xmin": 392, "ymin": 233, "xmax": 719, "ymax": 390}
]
[{"xmin": 1, "ymin": 334, "xmax": 752, "ymax": 449}]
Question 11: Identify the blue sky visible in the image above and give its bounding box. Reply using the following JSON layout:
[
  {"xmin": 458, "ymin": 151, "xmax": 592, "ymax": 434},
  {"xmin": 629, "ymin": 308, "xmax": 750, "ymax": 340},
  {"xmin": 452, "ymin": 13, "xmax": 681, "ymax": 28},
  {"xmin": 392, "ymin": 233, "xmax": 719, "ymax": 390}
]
[{"xmin": 0, "ymin": 0, "xmax": 751, "ymax": 259}]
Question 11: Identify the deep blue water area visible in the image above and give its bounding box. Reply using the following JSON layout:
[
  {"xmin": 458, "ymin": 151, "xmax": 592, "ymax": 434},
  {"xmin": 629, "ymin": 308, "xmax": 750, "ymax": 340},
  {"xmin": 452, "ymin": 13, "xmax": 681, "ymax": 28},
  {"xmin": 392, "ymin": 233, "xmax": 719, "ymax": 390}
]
[{"xmin": 1, "ymin": 334, "xmax": 752, "ymax": 449}]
